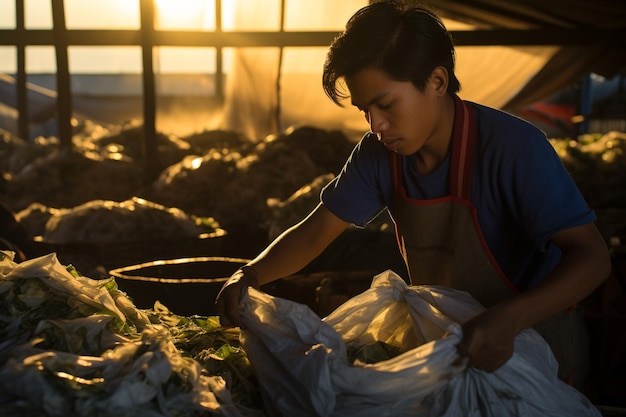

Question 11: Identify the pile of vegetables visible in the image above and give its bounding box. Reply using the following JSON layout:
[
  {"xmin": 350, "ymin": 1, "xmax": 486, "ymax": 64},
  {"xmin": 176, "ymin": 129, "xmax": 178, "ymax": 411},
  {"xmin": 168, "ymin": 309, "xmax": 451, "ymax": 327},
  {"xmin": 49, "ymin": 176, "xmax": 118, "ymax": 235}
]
[
  {"xmin": 0, "ymin": 250, "xmax": 265, "ymax": 417},
  {"xmin": 347, "ymin": 341, "xmax": 403, "ymax": 365},
  {"xmin": 3, "ymin": 147, "xmax": 144, "ymax": 212},
  {"xmin": 1, "ymin": 123, "xmax": 356, "ymax": 243},
  {"xmin": 39, "ymin": 197, "xmax": 220, "ymax": 244},
  {"xmin": 265, "ymin": 173, "xmax": 336, "ymax": 240},
  {"xmin": 549, "ymin": 132, "xmax": 626, "ymax": 245},
  {"xmin": 549, "ymin": 131, "xmax": 626, "ymax": 210},
  {"xmin": 145, "ymin": 126, "xmax": 355, "ymax": 230},
  {"xmin": 2, "ymin": 124, "xmax": 625, "ymax": 265},
  {"xmin": 0, "ymin": 129, "xmax": 56, "ymax": 180},
  {"xmin": 13, "ymin": 198, "xmax": 223, "ymax": 279},
  {"xmin": 0, "ymin": 121, "xmax": 193, "ymax": 213}
]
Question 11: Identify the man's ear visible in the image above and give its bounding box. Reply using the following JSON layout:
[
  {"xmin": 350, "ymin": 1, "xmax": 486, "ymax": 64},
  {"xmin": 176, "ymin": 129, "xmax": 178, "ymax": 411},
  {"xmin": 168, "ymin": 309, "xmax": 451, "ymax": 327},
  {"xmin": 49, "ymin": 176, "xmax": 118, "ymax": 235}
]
[{"xmin": 429, "ymin": 66, "xmax": 449, "ymax": 95}]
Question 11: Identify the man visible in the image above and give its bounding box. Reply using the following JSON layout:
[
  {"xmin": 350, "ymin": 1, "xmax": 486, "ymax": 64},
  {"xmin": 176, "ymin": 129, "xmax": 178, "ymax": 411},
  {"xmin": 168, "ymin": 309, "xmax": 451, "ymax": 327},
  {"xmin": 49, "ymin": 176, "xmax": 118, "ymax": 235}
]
[{"xmin": 216, "ymin": 0, "xmax": 610, "ymax": 380}]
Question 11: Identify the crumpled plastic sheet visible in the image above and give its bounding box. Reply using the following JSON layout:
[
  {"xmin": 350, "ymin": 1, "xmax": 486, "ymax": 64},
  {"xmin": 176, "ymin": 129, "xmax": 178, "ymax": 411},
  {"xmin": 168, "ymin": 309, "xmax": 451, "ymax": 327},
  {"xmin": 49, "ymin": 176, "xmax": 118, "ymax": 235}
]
[{"xmin": 239, "ymin": 269, "xmax": 602, "ymax": 417}]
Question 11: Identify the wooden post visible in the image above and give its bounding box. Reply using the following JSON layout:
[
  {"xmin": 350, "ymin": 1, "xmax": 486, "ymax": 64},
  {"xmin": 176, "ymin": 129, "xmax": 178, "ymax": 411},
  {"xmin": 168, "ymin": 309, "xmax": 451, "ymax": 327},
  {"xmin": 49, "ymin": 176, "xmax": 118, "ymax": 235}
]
[
  {"xmin": 15, "ymin": 0, "xmax": 29, "ymax": 141},
  {"xmin": 215, "ymin": 0, "xmax": 223, "ymax": 103},
  {"xmin": 51, "ymin": 0, "xmax": 73, "ymax": 150},
  {"xmin": 139, "ymin": 0, "xmax": 158, "ymax": 184},
  {"xmin": 274, "ymin": 0, "xmax": 285, "ymax": 135}
]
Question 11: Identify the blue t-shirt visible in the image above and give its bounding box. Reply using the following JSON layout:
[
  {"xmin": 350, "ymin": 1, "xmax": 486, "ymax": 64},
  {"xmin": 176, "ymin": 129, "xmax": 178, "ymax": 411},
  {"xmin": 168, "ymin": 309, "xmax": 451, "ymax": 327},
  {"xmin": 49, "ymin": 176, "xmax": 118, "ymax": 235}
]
[{"xmin": 321, "ymin": 101, "xmax": 596, "ymax": 290}]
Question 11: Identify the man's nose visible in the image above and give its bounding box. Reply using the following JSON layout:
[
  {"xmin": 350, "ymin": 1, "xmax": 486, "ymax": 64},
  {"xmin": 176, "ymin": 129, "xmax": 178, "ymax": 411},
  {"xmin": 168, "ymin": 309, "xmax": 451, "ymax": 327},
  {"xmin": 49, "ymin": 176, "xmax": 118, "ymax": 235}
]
[{"xmin": 369, "ymin": 111, "xmax": 387, "ymax": 134}]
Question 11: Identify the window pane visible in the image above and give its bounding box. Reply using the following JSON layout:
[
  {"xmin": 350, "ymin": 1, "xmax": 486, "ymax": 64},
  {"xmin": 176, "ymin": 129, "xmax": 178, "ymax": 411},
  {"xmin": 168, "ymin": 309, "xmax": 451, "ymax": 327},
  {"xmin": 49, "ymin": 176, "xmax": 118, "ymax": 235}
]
[
  {"xmin": 68, "ymin": 46, "xmax": 142, "ymax": 73},
  {"xmin": 0, "ymin": 47, "xmax": 16, "ymax": 72},
  {"xmin": 154, "ymin": 0, "xmax": 216, "ymax": 30},
  {"xmin": 65, "ymin": 0, "xmax": 140, "ymax": 29},
  {"xmin": 25, "ymin": 0, "xmax": 52, "ymax": 28},
  {"xmin": 155, "ymin": 47, "xmax": 217, "ymax": 96},
  {"xmin": 222, "ymin": 47, "xmax": 236, "ymax": 74},
  {"xmin": 68, "ymin": 47, "xmax": 142, "ymax": 96},
  {"xmin": 25, "ymin": 46, "xmax": 56, "ymax": 73},
  {"xmin": 222, "ymin": 0, "xmax": 281, "ymax": 31},
  {"xmin": 284, "ymin": 0, "xmax": 367, "ymax": 31},
  {"xmin": 0, "ymin": 0, "xmax": 15, "ymax": 28},
  {"xmin": 155, "ymin": 47, "xmax": 216, "ymax": 73},
  {"xmin": 282, "ymin": 46, "xmax": 327, "ymax": 73}
]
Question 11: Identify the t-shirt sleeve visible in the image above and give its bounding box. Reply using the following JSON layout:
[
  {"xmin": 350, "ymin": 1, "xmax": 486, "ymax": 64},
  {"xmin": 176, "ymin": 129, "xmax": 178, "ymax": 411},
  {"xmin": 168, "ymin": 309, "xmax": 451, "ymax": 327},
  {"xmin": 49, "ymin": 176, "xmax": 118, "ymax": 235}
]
[
  {"xmin": 321, "ymin": 133, "xmax": 390, "ymax": 227},
  {"xmin": 502, "ymin": 127, "xmax": 596, "ymax": 251}
]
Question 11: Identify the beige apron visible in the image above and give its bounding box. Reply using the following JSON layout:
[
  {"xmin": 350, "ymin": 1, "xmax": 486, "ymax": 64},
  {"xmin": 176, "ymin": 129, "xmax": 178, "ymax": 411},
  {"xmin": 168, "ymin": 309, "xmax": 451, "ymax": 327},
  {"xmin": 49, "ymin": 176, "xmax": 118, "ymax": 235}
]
[{"xmin": 390, "ymin": 96, "xmax": 574, "ymax": 380}]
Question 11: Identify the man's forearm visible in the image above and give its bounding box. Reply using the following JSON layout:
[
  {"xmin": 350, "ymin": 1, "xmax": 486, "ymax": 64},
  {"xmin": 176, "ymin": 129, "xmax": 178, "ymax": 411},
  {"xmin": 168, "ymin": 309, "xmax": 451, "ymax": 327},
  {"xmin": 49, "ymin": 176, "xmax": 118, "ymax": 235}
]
[
  {"xmin": 248, "ymin": 204, "xmax": 349, "ymax": 285},
  {"xmin": 497, "ymin": 223, "xmax": 611, "ymax": 334}
]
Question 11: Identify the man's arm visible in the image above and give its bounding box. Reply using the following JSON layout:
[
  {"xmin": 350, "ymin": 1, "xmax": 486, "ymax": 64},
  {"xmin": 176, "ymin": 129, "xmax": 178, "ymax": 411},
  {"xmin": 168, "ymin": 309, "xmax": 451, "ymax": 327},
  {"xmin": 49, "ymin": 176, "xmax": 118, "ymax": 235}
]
[
  {"xmin": 215, "ymin": 203, "xmax": 350, "ymax": 327},
  {"xmin": 457, "ymin": 222, "xmax": 611, "ymax": 371}
]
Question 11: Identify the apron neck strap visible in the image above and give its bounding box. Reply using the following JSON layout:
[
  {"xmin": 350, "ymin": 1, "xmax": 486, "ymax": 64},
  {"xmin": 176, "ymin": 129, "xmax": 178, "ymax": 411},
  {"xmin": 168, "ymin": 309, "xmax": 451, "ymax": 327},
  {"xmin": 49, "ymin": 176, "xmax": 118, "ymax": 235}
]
[
  {"xmin": 389, "ymin": 95, "xmax": 478, "ymax": 200},
  {"xmin": 449, "ymin": 95, "xmax": 477, "ymax": 199}
]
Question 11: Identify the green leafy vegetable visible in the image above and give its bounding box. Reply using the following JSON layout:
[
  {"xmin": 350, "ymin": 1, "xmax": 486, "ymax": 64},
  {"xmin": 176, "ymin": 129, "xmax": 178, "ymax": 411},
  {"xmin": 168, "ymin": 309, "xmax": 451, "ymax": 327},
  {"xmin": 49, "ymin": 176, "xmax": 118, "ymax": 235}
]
[
  {"xmin": 347, "ymin": 341, "xmax": 403, "ymax": 365},
  {"xmin": 0, "ymin": 250, "xmax": 265, "ymax": 417}
]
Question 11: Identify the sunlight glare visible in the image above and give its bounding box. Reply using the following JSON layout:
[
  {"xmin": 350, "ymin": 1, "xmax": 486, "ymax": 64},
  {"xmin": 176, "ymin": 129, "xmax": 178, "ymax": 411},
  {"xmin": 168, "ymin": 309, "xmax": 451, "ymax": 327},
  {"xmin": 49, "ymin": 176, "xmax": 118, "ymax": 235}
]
[
  {"xmin": 190, "ymin": 156, "xmax": 203, "ymax": 170},
  {"xmin": 155, "ymin": 0, "xmax": 215, "ymax": 30},
  {"xmin": 65, "ymin": 0, "xmax": 139, "ymax": 29}
]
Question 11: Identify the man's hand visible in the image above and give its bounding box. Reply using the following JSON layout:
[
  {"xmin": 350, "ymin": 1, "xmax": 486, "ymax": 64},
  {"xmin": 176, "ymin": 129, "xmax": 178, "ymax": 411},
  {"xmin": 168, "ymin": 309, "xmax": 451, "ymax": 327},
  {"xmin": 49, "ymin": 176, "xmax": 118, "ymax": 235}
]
[
  {"xmin": 215, "ymin": 266, "xmax": 260, "ymax": 328},
  {"xmin": 455, "ymin": 307, "xmax": 517, "ymax": 372}
]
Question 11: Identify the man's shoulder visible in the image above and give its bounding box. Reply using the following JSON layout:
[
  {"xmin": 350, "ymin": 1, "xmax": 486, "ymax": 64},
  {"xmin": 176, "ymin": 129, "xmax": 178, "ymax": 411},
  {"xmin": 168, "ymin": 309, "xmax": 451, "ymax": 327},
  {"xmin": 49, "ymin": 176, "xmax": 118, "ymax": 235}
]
[{"xmin": 471, "ymin": 101, "xmax": 543, "ymax": 138}]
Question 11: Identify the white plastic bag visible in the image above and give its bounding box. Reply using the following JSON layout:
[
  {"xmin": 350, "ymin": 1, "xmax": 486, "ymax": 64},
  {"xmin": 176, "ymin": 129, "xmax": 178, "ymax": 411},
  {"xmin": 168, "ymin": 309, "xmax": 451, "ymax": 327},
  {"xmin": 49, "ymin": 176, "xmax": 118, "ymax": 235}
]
[{"xmin": 239, "ymin": 270, "xmax": 601, "ymax": 417}]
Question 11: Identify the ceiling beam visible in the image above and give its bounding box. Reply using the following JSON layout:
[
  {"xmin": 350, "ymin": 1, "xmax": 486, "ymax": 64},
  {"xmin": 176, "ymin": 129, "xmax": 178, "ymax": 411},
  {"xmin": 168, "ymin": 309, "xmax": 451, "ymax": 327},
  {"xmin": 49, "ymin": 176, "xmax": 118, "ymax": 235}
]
[
  {"xmin": 1, "ymin": 28, "xmax": 625, "ymax": 47},
  {"xmin": 452, "ymin": 28, "xmax": 626, "ymax": 47}
]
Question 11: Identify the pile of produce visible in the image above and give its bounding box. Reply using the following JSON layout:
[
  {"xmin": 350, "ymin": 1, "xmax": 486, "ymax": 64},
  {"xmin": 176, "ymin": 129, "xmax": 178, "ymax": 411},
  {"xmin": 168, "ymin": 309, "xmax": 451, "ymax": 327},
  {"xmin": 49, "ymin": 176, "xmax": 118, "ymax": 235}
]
[
  {"xmin": 0, "ymin": 250, "xmax": 264, "ymax": 417},
  {"xmin": 1, "ymin": 129, "xmax": 65, "ymax": 179},
  {"xmin": 265, "ymin": 172, "xmax": 397, "ymax": 241},
  {"xmin": 549, "ymin": 131, "xmax": 626, "ymax": 245},
  {"xmin": 0, "ymin": 121, "xmax": 198, "ymax": 213},
  {"xmin": 3, "ymin": 147, "xmax": 144, "ymax": 212},
  {"xmin": 266, "ymin": 173, "xmax": 336, "ymax": 240},
  {"xmin": 144, "ymin": 126, "xmax": 355, "ymax": 230},
  {"xmin": 2, "ymin": 122, "xmax": 625, "ymax": 255},
  {"xmin": 146, "ymin": 150, "xmax": 243, "ymax": 223},
  {"xmin": 85, "ymin": 124, "xmax": 193, "ymax": 174},
  {"xmin": 549, "ymin": 131, "xmax": 626, "ymax": 210},
  {"xmin": 39, "ymin": 197, "xmax": 220, "ymax": 244},
  {"xmin": 182, "ymin": 129, "xmax": 252, "ymax": 156},
  {"xmin": 13, "ymin": 198, "xmax": 223, "ymax": 279},
  {"xmin": 15, "ymin": 203, "xmax": 63, "ymax": 240},
  {"xmin": 1, "ymin": 123, "xmax": 356, "ymax": 239}
]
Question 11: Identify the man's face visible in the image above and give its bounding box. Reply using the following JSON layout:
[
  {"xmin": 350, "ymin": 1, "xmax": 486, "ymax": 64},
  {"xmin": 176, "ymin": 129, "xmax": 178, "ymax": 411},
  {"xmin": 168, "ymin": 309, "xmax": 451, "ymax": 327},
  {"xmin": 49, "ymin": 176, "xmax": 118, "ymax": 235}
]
[{"xmin": 346, "ymin": 67, "xmax": 445, "ymax": 157}]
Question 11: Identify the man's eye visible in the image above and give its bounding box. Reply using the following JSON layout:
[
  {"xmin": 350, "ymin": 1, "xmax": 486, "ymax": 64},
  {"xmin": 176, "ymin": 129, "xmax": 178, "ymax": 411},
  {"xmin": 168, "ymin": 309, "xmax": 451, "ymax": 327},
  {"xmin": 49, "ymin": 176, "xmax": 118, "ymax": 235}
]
[{"xmin": 379, "ymin": 102, "xmax": 392, "ymax": 110}]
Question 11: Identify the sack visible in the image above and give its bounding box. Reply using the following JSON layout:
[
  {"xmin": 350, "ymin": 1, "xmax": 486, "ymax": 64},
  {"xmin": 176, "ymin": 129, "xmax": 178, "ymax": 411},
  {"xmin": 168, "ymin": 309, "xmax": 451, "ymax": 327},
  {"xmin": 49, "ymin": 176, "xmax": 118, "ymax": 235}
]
[{"xmin": 239, "ymin": 270, "xmax": 601, "ymax": 417}]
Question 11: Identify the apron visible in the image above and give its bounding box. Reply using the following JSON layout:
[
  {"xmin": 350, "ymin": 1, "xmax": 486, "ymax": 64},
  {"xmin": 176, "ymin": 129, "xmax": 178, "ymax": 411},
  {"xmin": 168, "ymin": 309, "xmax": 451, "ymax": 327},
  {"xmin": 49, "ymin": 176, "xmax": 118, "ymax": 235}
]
[{"xmin": 390, "ymin": 95, "xmax": 574, "ymax": 381}]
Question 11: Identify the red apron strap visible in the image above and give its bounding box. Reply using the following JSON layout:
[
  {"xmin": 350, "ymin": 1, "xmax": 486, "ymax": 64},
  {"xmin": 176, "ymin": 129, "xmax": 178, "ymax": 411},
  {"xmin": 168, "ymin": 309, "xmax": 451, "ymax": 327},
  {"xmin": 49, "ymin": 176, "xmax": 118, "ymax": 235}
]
[
  {"xmin": 389, "ymin": 150, "xmax": 406, "ymax": 254},
  {"xmin": 389, "ymin": 147, "xmax": 400, "ymax": 194},
  {"xmin": 449, "ymin": 96, "xmax": 477, "ymax": 199},
  {"xmin": 389, "ymin": 95, "xmax": 477, "ymax": 200}
]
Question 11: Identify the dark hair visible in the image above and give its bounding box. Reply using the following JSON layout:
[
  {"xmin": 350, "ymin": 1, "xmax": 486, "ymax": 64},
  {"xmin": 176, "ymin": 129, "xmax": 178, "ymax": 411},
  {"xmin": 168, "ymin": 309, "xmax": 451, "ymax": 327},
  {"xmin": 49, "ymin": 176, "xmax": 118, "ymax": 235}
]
[{"xmin": 322, "ymin": 0, "xmax": 460, "ymax": 105}]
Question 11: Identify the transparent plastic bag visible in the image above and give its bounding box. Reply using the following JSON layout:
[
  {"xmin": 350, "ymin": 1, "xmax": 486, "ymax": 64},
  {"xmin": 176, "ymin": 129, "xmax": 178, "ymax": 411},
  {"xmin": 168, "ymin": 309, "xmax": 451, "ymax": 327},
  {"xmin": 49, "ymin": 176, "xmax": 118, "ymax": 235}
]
[{"xmin": 239, "ymin": 270, "xmax": 601, "ymax": 417}]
